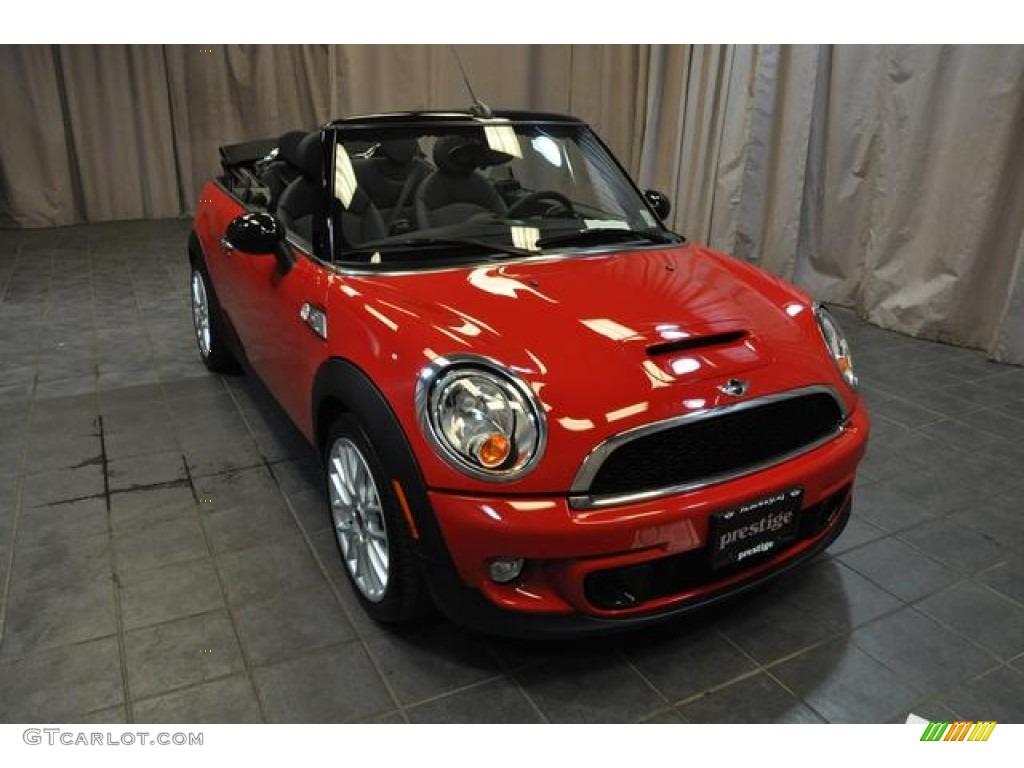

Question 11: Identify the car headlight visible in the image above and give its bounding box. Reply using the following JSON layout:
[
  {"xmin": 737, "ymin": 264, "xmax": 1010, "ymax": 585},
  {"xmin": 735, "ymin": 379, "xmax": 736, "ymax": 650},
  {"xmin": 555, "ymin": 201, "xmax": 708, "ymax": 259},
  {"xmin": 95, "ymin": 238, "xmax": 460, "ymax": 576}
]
[
  {"xmin": 814, "ymin": 303, "xmax": 858, "ymax": 389},
  {"xmin": 417, "ymin": 355, "xmax": 546, "ymax": 481}
]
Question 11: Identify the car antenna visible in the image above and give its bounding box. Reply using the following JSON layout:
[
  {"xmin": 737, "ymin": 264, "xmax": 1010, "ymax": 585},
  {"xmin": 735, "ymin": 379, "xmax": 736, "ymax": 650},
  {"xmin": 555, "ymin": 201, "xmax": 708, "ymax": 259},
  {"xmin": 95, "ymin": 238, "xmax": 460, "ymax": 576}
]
[{"xmin": 449, "ymin": 45, "xmax": 493, "ymax": 119}]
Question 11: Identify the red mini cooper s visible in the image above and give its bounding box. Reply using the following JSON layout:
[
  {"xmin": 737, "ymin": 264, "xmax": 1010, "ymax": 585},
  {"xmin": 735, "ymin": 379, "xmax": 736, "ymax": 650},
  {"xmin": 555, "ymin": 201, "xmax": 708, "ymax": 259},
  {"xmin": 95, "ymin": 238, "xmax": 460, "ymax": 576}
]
[{"xmin": 188, "ymin": 109, "xmax": 869, "ymax": 636}]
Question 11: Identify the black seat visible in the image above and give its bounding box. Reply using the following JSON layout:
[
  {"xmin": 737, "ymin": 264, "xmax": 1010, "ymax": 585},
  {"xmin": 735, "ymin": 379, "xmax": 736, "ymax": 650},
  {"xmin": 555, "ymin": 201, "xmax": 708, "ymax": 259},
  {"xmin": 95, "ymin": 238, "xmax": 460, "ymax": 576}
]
[
  {"xmin": 276, "ymin": 133, "xmax": 324, "ymax": 243},
  {"xmin": 354, "ymin": 139, "xmax": 432, "ymax": 230},
  {"xmin": 414, "ymin": 136, "xmax": 507, "ymax": 229},
  {"xmin": 262, "ymin": 130, "xmax": 306, "ymax": 212},
  {"xmin": 278, "ymin": 132, "xmax": 387, "ymax": 250}
]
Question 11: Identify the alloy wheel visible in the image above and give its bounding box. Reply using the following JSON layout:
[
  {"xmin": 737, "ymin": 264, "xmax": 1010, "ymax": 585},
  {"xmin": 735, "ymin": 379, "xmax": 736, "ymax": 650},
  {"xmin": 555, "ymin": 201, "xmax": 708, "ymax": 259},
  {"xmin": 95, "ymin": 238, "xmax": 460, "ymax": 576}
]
[
  {"xmin": 328, "ymin": 437, "xmax": 390, "ymax": 602},
  {"xmin": 191, "ymin": 270, "xmax": 212, "ymax": 358}
]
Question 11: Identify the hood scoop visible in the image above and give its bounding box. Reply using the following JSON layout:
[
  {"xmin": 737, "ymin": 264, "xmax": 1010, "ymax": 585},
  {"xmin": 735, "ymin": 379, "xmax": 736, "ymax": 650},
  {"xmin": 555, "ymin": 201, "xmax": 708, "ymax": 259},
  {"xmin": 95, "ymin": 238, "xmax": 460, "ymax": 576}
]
[{"xmin": 646, "ymin": 330, "xmax": 748, "ymax": 357}]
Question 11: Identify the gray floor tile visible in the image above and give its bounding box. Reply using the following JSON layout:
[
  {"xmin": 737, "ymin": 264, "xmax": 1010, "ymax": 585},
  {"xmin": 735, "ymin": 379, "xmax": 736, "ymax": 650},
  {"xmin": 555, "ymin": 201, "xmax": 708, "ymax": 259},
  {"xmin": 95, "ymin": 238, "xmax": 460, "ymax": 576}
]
[
  {"xmin": 110, "ymin": 484, "xmax": 197, "ymax": 532},
  {"xmin": 78, "ymin": 705, "xmax": 129, "ymax": 723},
  {"xmin": 899, "ymin": 517, "xmax": 1012, "ymax": 574},
  {"xmin": 108, "ymin": 451, "xmax": 187, "ymax": 491},
  {"xmin": 286, "ymin": 488, "xmax": 330, "ymax": 535},
  {"xmin": 715, "ymin": 586, "xmax": 838, "ymax": 665},
  {"xmin": 183, "ymin": 438, "xmax": 264, "ymax": 478},
  {"xmin": 839, "ymin": 537, "xmax": 957, "ymax": 601},
  {"xmin": 366, "ymin": 622, "xmax": 503, "ymax": 706},
  {"xmin": 0, "ymin": 637, "xmax": 123, "ymax": 722},
  {"xmin": 104, "ymin": 424, "xmax": 178, "ymax": 460},
  {"xmin": 620, "ymin": 625, "xmax": 756, "ymax": 702},
  {"xmin": 234, "ymin": 582, "xmax": 355, "ymax": 667},
  {"xmin": 193, "ymin": 466, "xmax": 282, "ymax": 514},
  {"xmin": 1, "ymin": 577, "xmax": 116, "ymax": 661},
  {"xmin": 639, "ymin": 708, "xmax": 687, "ymax": 723},
  {"xmin": 22, "ymin": 465, "xmax": 104, "ymax": 507},
  {"xmin": 407, "ymin": 677, "xmax": 543, "ymax": 723},
  {"xmin": 124, "ymin": 611, "xmax": 244, "ymax": 700},
  {"xmin": 780, "ymin": 559, "xmax": 903, "ymax": 631},
  {"xmin": 942, "ymin": 666, "xmax": 1024, "ymax": 723},
  {"xmin": 16, "ymin": 496, "xmax": 108, "ymax": 549},
  {"xmin": 25, "ymin": 433, "xmax": 103, "ymax": 474},
  {"xmin": 977, "ymin": 560, "xmax": 1024, "ymax": 605},
  {"xmin": 852, "ymin": 608, "xmax": 996, "ymax": 696},
  {"xmin": 254, "ymin": 642, "xmax": 393, "ymax": 723},
  {"xmin": 114, "ymin": 516, "xmax": 208, "ymax": 576},
  {"xmin": 515, "ymin": 650, "xmax": 666, "ymax": 723},
  {"xmin": 917, "ymin": 581, "xmax": 1024, "ymax": 659},
  {"xmin": 134, "ymin": 674, "xmax": 263, "ymax": 724},
  {"xmin": 850, "ymin": 481, "xmax": 935, "ymax": 533},
  {"xmin": 951, "ymin": 492, "xmax": 1024, "ymax": 548},
  {"xmin": 10, "ymin": 532, "xmax": 112, "ymax": 597},
  {"xmin": 882, "ymin": 468, "xmax": 979, "ymax": 518},
  {"xmin": 267, "ymin": 458, "xmax": 321, "ymax": 496},
  {"xmin": 216, "ymin": 537, "xmax": 325, "ymax": 606},
  {"xmin": 119, "ymin": 557, "xmax": 226, "ymax": 630},
  {"xmin": 680, "ymin": 673, "xmax": 823, "ymax": 723},
  {"xmin": 827, "ymin": 514, "xmax": 887, "ymax": 555},
  {"xmin": 202, "ymin": 498, "xmax": 302, "ymax": 555},
  {"xmin": 771, "ymin": 638, "xmax": 921, "ymax": 723}
]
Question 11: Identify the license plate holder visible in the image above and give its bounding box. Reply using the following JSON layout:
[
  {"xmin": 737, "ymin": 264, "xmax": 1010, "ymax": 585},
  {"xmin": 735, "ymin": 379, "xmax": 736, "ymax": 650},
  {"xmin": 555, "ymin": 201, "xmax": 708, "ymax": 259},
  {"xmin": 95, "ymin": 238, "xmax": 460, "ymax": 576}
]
[{"xmin": 709, "ymin": 487, "xmax": 803, "ymax": 571}]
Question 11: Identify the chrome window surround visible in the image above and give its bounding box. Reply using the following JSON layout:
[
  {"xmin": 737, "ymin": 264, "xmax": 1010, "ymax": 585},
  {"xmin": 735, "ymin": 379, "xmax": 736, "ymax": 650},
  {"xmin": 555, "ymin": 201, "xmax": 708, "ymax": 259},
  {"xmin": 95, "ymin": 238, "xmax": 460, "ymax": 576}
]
[
  {"xmin": 568, "ymin": 384, "xmax": 849, "ymax": 510},
  {"xmin": 414, "ymin": 353, "xmax": 548, "ymax": 482}
]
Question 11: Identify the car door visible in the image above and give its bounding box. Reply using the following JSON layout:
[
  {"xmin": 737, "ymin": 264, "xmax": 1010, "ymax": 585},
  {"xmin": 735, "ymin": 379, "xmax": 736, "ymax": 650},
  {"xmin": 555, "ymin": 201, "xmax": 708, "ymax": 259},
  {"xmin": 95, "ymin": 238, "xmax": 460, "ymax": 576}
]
[{"xmin": 220, "ymin": 240, "xmax": 329, "ymax": 432}]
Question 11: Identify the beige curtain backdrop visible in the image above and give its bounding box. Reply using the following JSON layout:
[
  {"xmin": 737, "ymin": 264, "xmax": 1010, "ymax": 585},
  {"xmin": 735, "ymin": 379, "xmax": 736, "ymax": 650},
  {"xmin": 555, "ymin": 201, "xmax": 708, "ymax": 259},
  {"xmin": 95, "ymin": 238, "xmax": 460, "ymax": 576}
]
[{"xmin": 1, "ymin": 44, "xmax": 1022, "ymax": 364}]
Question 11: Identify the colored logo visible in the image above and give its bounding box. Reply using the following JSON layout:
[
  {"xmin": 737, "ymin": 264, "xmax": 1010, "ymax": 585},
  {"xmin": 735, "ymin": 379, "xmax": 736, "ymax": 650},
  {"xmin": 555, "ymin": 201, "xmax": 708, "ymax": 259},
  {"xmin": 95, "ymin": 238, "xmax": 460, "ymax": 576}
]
[{"xmin": 920, "ymin": 721, "xmax": 997, "ymax": 742}]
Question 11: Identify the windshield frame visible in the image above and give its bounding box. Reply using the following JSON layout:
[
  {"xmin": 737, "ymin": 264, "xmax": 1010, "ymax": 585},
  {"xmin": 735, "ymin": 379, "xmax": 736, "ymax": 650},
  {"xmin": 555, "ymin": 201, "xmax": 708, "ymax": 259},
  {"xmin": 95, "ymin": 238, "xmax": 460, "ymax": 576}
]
[{"xmin": 321, "ymin": 112, "xmax": 678, "ymax": 272}]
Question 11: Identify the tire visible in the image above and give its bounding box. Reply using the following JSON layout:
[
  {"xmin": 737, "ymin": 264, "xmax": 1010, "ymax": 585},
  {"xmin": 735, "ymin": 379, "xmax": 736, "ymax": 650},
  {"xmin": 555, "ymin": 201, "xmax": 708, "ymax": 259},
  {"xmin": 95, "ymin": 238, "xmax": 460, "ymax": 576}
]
[
  {"xmin": 190, "ymin": 265, "xmax": 239, "ymax": 373},
  {"xmin": 324, "ymin": 414, "xmax": 428, "ymax": 624}
]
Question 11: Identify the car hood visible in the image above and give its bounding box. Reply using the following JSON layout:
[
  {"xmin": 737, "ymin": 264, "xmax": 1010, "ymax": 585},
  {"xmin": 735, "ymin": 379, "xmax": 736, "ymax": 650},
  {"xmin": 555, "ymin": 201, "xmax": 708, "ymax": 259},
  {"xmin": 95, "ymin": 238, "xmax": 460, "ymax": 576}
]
[{"xmin": 336, "ymin": 243, "xmax": 853, "ymax": 491}]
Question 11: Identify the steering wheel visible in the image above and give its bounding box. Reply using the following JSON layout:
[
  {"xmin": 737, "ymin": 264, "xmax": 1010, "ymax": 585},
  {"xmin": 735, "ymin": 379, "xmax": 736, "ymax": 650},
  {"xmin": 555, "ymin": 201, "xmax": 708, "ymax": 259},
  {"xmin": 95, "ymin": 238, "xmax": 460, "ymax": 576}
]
[{"xmin": 505, "ymin": 190, "xmax": 576, "ymax": 219}]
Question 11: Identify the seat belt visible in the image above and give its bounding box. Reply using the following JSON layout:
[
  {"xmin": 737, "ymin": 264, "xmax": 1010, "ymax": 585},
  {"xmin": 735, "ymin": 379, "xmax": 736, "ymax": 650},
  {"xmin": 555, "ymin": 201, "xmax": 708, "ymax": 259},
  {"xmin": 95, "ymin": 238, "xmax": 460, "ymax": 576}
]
[{"xmin": 387, "ymin": 164, "xmax": 427, "ymax": 232}]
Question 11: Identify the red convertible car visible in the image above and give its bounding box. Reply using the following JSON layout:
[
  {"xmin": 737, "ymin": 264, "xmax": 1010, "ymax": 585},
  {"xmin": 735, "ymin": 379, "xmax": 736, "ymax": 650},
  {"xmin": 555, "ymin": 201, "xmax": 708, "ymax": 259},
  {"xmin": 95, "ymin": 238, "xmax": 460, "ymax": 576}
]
[{"xmin": 188, "ymin": 109, "xmax": 868, "ymax": 636}]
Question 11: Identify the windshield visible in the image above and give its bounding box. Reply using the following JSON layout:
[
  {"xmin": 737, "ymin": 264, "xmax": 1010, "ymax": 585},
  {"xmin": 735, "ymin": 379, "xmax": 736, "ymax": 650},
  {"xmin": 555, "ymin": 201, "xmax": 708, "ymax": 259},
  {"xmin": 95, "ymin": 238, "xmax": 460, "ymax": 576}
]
[{"xmin": 325, "ymin": 119, "xmax": 680, "ymax": 268}]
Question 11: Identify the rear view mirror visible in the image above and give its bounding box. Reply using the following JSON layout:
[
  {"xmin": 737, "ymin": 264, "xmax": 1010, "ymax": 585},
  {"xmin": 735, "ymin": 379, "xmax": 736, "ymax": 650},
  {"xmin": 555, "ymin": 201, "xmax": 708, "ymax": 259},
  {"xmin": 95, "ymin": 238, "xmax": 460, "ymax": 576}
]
[
  {"xmin": 644, "ymin": 189, "xmax": 672, "ymax": 221},
  {"xmin": 225, "ymin": 212, "xmax": 294, "ymax": 273},
  {"xmin": 226, "ymin": 212, "xmax": 285, "ymax": 254}
]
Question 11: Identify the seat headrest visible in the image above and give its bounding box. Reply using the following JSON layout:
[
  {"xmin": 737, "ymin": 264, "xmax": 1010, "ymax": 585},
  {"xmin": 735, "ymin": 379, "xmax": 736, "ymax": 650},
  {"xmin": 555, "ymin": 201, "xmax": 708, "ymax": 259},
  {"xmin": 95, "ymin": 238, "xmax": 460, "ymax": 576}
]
[
  {"xmin": 432, "ymin": 136, "xmax": 477, "ymax": 177},
  {"xmin": 277, "ymin": 130, "xmax": 307, "ymax": 167},
  {"xmin": 379, "ymin": 139, "xmax": 419, "ymax": 166},
  {"xmin": 296, "ymin": 132, "xmax": 323, "ymax": 180}
]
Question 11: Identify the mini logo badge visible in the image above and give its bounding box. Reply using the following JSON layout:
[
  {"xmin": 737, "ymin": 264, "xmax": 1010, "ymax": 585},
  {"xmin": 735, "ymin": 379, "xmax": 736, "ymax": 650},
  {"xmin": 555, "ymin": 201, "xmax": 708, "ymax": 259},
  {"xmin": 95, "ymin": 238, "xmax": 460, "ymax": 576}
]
[{"xmin": 717, "ymin": 379, "xmax": 750, "ymax": 397}]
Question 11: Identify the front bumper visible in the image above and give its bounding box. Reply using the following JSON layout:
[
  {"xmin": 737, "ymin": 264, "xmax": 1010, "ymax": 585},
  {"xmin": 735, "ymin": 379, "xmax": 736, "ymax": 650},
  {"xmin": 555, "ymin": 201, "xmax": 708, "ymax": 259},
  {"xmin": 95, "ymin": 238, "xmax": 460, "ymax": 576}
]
[{"xmin": 421, "ymin": 404, "xmax": 868, "ymax": 637}]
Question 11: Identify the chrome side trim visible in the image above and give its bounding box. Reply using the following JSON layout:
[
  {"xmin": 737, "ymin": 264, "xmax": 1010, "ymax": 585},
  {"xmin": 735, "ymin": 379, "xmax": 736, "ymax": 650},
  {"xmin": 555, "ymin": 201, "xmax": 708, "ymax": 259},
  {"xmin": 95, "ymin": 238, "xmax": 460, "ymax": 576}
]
[{"xmin": 568, "ymin": 384, "xmax": 849, "ymax": 510}]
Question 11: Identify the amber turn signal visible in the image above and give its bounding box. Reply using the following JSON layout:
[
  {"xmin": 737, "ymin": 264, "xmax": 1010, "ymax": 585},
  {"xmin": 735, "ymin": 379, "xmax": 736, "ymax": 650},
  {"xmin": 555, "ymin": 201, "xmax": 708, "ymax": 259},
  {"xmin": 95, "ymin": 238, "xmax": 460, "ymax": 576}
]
[{"xmin": 477, "ymin": 433, "xmax": 511, "ymax": 467}]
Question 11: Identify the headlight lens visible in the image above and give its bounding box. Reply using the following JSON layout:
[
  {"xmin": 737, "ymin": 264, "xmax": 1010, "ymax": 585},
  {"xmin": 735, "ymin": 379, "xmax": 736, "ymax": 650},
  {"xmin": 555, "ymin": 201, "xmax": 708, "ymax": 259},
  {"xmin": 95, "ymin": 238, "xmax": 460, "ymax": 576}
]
[
  {"xmin": 419, "ymin": 358, "xmax": 545, "ymax": 481},
  {"xmin": 814, "ymin": 304, "xmax": 858, "ymax": 389}
]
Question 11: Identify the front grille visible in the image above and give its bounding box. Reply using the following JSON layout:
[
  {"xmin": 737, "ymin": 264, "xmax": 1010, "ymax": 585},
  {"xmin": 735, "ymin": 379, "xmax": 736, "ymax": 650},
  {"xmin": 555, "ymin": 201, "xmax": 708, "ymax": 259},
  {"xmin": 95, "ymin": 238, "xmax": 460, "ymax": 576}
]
[
  {"xmin": 584, "ymin": 484, "xmax": 851, "ymax": 611},
  {"xmin": 588, "ymin": 392, "xmax": 844, "ymax": 498}
]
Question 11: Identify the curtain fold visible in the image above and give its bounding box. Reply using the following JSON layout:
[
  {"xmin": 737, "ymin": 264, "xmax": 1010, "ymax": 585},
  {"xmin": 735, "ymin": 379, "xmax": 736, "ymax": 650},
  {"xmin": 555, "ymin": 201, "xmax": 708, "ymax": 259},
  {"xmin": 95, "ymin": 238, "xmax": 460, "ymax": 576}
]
[{"xmin": 0, "ymin": 44, "xmax": 1022, "ymax": 364}]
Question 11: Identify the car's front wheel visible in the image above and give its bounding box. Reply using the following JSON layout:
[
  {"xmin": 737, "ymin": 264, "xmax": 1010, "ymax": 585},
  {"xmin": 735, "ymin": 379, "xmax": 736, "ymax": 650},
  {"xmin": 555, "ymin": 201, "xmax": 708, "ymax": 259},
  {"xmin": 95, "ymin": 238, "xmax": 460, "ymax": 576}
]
[
  {"xmin": 190, "ymin": 266, "xmax": 238, "ymax": 373},
  {"xmin": 324, "ymin": 415, "xmax": 427, "ymax": 623}
]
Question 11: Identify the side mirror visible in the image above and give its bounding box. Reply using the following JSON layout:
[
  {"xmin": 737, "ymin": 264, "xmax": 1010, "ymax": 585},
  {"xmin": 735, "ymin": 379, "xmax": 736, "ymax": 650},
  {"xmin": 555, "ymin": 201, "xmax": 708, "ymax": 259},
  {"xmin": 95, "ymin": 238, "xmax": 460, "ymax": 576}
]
[
  {"xmin": 225, "ymin": 212, "xmax": 294, "ymax": 273},
  {"xmin": 644, "ymin": 189, "xmax": 672, "ymax": 222}
]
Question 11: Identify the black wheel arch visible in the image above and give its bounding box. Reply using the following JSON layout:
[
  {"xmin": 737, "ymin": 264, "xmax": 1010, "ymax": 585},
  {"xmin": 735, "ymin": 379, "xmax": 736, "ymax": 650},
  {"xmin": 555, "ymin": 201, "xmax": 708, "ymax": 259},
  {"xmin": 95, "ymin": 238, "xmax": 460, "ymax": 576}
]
[
  {"xmin": 188, "ymin": 229, "xmax": 204, "ymax": 268},
  {"xmin": 311, "ymin": 357, "xmax": 451, "ymax": 569}
]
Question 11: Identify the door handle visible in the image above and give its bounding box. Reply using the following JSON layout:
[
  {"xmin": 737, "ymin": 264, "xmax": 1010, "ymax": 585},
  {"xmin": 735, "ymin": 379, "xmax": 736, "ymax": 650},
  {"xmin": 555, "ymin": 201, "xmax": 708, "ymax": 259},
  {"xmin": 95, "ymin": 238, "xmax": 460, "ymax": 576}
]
[{"xmin": 219, "ymin": 236, "xmax": 235, "ymax": 252}]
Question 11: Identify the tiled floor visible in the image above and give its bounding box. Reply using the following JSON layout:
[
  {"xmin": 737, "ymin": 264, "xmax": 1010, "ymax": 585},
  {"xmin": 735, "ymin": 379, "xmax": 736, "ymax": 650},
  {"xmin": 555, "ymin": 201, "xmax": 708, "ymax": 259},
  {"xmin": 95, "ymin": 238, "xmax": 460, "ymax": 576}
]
[{"xmin": 1, "ymin": 219, "xmax": 1023, "ymax": 724}]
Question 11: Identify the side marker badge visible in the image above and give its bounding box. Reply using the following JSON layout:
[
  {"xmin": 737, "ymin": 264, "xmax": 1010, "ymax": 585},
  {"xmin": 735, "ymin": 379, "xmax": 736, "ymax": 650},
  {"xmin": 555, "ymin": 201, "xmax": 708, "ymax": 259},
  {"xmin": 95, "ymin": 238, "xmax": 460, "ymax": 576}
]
[
  {"xmin": 717, "ymin": 378, "xmax": 749, "ymax": 397},
  {"xmin": 300, "ymin": 303, "xmax": 328, "ymax": 340}
]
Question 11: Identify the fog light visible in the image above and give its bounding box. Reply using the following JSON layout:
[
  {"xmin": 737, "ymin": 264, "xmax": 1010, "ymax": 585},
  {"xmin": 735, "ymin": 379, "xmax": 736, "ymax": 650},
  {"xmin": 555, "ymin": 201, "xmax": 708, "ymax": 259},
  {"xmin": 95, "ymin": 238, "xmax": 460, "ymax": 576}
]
[{"xmin": 488, "ymin": 557, "xmax": 525, "ymax": 584}]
